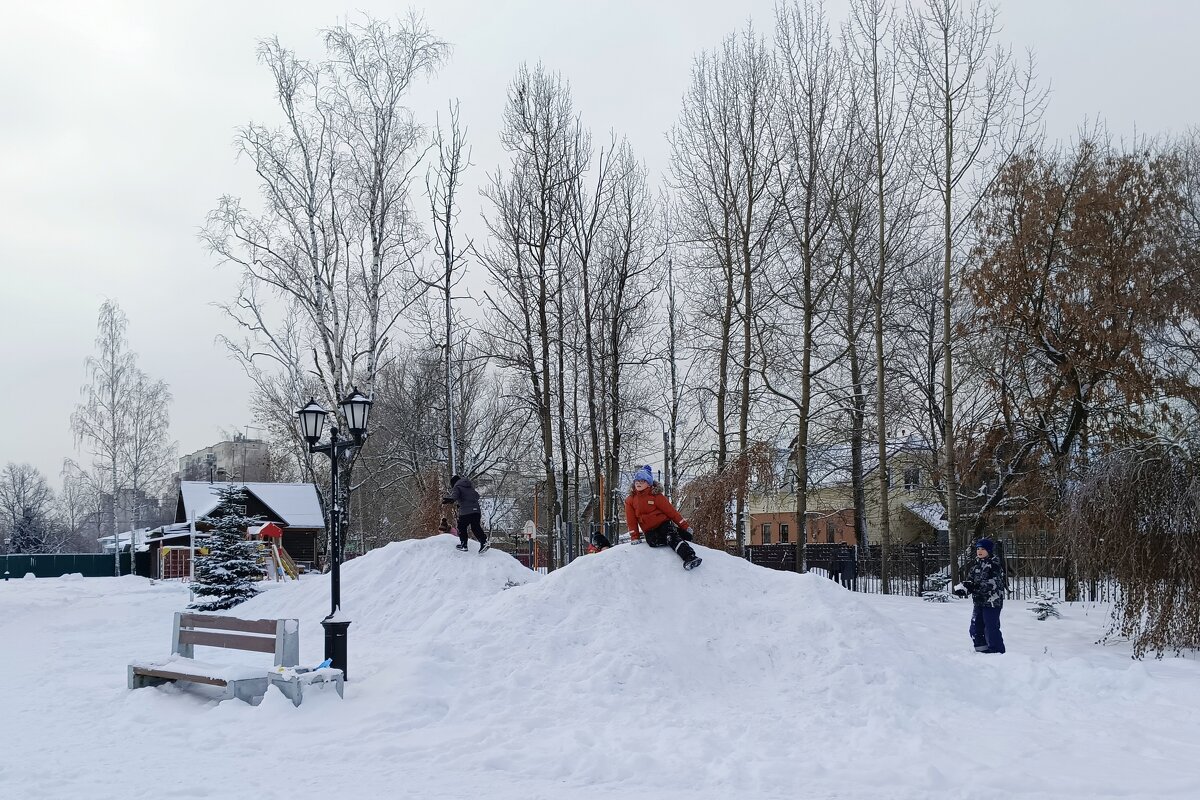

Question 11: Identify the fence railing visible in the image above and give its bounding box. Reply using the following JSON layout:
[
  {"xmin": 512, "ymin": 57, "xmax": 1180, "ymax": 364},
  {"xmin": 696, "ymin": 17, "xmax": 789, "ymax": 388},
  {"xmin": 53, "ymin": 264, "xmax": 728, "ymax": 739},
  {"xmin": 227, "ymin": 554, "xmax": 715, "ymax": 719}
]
[{"xmin": 743, "ymin": 539, "xmax": 1096, "ymax": 602}]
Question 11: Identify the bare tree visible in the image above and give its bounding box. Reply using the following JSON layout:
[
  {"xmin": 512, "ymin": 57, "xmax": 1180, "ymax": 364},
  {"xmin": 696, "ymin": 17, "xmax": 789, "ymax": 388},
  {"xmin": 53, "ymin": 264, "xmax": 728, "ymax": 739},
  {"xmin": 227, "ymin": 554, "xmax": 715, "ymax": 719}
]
[
  {"xmin": 351, "ymin": 343, "xmax": 533, "ymax": 548},
  {"xmin": 56, "ymin": 466, "xmax": 101, "ymax": 553},
  {"xmin": 568, "ymin": 130, "xmax": 617, "ymax": 526},
  {"xmin": 480, "ymin": 62, "xmax": 584, "ymax": 569},
  {"xmin": 596, "ymin": 142, "xmax": 662, "ymax": 524},
  {"xmin": 760, "ymin": 0, "xmax": 850, "ymax": 571},
  {"xmin": 0, "ymin": 463, "xmax": 54, "ymax": 554},
  {"xmin": 121, "ymin": 374, "xmax": 175, "ymax": 536},
  {"xmin": 203, "ymin": 15, "xmax": 448, "ymax": 543},
  {"xmin": 903, "ymin": 0, "xmax": 1044, "ymax": 567},
  {"xmin": 424, "ymin": 100, "xmax": 473, "ymax": 479},
  {"xmin": 70, "ymin": 300, "xmax": 139, "ymax": 574},
  {"xmin": 845, "ymin": 0, "xmax": 925, "ymax": 590},
  {"xmin": 669, "ymin": 26, "xmax": 781, "ymax": 548}
]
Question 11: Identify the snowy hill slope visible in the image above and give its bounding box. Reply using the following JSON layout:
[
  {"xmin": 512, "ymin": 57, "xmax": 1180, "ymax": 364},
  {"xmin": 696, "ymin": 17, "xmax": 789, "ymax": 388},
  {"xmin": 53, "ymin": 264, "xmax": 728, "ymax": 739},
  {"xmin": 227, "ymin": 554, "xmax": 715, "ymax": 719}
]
[
  {"xmin": 240, "ymin": 534, "xmax": 539, "ymax": 641},
  {"xmin": 3, "ymin": 535, "xmax": 1200, "ymax": 799}
]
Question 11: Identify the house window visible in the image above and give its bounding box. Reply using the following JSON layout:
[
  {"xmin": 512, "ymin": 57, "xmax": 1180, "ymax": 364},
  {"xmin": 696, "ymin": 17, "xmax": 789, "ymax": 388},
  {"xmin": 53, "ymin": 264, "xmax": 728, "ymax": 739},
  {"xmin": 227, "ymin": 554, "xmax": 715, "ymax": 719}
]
[
  {"xmin": 825, "ymin": 520, "xmax": 836, "ymax": 544},
  {"xmin": 762, "ymin": 523, "xmax": 772, "ymax": 545},
  {"xmin": 779, "ymin": 523, "xmax": 790, "ymax": 544},
  {"xmin": 903, "ymin": 467, "xmax": 921, "ymax": 491}
]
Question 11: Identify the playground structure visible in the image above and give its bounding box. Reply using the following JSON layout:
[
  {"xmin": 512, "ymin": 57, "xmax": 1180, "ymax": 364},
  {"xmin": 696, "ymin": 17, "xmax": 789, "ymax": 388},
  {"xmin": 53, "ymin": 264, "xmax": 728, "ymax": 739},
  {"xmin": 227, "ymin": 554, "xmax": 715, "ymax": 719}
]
[
  {"xmin": 157, "ymin": 522, "xmax": 300, "ymax": 582},
  {"xmin": 255, "ymin": 522, "xmax": 300, "ymax": 581}
]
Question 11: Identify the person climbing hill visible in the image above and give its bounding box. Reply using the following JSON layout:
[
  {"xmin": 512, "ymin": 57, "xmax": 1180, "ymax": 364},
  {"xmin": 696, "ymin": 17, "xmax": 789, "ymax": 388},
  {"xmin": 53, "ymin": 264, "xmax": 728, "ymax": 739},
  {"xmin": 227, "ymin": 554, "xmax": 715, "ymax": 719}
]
[
  {"xmin": 442, "ymin": 475, "xmax": 489, "ymax": 553},
  {"xmin": 624, "ymin": 465, "xmax": 701, "ymax": 570}
]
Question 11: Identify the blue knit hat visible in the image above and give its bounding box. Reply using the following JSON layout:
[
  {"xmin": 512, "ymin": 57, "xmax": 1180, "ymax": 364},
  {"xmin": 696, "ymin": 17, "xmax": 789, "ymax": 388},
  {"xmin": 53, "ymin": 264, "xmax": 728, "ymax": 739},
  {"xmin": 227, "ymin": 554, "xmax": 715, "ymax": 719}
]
[
  {"xmin": 976, "ymin": 538, "xmax": 994, "ymax": 555},
  {"xmin": 632, "ymin": 465, "xmax": 654, "ymax": 485}
]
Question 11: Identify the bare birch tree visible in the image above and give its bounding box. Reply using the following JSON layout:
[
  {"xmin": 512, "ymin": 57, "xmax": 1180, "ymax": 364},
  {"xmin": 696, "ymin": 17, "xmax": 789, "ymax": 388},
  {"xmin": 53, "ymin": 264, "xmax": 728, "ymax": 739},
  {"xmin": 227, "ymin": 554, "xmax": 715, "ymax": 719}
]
[
  {"xmin": 203, "ymin": 16, "xmax": 447, "ymax": 547},
  {"xmin": 70, "ymin": 301, "xmax": 136, "ymax": 573}
]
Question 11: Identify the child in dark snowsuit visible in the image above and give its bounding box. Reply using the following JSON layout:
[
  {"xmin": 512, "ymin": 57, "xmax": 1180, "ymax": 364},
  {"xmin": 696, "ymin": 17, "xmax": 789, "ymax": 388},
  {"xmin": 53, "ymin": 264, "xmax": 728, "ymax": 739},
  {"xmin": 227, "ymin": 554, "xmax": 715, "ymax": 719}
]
[
  {"xmin": 624, "ymin": 465, "xmax": 701, "ymax": 570},
  {"xmin": 954, "ymin": 538, "xmax": 1006, "ymax": 654},
  {"xmin": 586, "ymin": 531, "xmax": 613, "ymax": 554},
  {"xmin": 442, "ymin": 475, "xmax": 489, "ymax": 553}
]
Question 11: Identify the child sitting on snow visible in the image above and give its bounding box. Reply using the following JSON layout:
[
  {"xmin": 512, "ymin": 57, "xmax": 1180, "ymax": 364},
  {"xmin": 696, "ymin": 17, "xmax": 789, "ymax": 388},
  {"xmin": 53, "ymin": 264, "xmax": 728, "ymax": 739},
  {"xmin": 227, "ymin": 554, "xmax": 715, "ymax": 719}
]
[{"xmin": 624, "ymin": 465, "xmax": 701, "ymax": 570}]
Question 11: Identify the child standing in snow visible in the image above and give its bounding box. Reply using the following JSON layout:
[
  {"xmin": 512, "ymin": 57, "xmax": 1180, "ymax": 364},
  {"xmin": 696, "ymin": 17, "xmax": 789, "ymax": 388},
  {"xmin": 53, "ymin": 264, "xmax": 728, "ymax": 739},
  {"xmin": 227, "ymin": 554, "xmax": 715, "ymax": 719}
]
[
  {"xmin": 624, "ymin": 465, "xmax": 701, "ymax": 570},
  {"xmin": 442, "ymin": 475, "xmax": 489, "ymax": 553},
  {"xmin": 954, "ymin": 538, "xmax": 1007, "ymax": 654}
]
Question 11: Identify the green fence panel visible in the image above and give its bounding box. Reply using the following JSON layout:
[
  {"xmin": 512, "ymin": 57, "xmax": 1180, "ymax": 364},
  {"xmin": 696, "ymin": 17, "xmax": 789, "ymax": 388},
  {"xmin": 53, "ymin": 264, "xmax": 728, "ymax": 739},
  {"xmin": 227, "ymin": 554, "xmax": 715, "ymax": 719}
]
[{"xmin": 0, "ymin": 553, "xmax": 144, "ymax": 578}]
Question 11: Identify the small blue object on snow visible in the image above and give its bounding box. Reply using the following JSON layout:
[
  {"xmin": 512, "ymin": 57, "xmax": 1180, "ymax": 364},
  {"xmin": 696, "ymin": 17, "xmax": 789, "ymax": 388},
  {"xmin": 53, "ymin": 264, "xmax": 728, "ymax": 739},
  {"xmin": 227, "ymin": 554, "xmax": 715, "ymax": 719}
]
[{"xmin": 316, "ymin": 658, "xmax": 333, "ymax": 669}]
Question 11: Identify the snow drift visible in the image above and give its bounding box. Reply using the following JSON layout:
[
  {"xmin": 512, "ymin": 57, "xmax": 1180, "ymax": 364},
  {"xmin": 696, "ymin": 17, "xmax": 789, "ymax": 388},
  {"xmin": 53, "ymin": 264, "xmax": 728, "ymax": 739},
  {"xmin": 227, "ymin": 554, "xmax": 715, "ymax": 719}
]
[{"xmin": 3, "ymin": 534, "xmax": 1199, "ymax": 799}]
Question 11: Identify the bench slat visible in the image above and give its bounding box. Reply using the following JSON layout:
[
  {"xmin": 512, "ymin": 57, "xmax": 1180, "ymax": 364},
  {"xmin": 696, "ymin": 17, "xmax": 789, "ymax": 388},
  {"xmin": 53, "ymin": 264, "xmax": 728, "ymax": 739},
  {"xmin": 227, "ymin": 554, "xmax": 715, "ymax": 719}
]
[
  {"xmin": 179, "ymin": 629, "xmax": 277, "ymax": 654},
  {"xmin": 131, "ymin": 666, "xmax": 228, "ymax": 687},
  {"xmin": 179, "ymin": 614, "xmax": 278, "ymax": 635}
]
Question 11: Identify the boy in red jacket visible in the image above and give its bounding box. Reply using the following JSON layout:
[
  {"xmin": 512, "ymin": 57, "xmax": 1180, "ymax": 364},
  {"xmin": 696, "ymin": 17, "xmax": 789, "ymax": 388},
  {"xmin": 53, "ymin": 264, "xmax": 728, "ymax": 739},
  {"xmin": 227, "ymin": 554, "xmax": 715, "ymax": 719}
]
[{"xmin": 624, "ymin": 465, "xmax": 702, "ymax": 570}]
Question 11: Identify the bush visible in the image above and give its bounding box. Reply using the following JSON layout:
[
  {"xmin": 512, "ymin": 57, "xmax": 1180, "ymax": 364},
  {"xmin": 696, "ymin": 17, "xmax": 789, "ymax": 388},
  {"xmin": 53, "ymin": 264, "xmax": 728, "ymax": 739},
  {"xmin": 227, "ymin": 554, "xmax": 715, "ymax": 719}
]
[
  {"xmin": 1065, "ymin": 445, "xmax": 1200, "ymax": 657},
  {"xmin": 1027, "ymin": 591, "xmax": 1062, "ymax": 620}
]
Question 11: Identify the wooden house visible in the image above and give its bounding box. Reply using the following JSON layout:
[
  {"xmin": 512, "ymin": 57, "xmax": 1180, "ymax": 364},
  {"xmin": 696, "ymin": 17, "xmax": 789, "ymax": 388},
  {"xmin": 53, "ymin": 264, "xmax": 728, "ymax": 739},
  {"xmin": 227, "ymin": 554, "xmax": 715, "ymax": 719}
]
[{"xmin": 156, "ymin": 482, "xmax": 326, "ymax": 574}]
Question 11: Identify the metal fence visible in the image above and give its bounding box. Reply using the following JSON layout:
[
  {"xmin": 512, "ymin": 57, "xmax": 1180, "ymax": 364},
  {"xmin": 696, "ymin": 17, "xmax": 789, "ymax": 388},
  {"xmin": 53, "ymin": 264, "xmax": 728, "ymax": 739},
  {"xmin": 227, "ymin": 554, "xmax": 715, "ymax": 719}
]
[
  {"xmin": 0, "ymin": 552, "xmax": 151, "ymax": 579},
  {"xmin": 743, "ymin": 538, "xmax": 1094, "ymax": 602}
]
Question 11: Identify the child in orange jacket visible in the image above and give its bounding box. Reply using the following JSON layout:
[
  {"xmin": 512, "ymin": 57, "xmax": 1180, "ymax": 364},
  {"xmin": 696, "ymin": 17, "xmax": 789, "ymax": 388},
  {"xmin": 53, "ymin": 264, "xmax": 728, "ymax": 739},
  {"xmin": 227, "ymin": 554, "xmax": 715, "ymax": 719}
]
[{"xmin": 624, "ymin": 465, "xmax": 701, "ymax": 570}]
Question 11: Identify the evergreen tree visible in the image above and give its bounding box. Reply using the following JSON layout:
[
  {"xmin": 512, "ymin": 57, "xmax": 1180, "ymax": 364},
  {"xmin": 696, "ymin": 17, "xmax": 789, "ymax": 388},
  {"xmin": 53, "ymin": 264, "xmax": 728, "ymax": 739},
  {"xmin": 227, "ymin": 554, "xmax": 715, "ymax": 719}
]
[
  {"xmin": 1027, "ymin": 591, "xmax": 1062, "ymax": 621},
  {"xmin": 188, "ymin": 486, "xmax": 263, "ymax": 611}
]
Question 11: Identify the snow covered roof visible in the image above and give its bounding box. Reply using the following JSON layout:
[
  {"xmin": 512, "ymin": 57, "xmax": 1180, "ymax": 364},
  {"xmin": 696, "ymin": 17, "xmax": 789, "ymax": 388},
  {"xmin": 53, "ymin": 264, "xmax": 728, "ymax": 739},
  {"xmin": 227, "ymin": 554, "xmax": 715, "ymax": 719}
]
[
  {"xmin": 177, "ymin": 482, "xmax": 325, "ymax": 529},
  {"xmin": 904, "ymin": 502, "xmax": 949, "ymax": 531}
]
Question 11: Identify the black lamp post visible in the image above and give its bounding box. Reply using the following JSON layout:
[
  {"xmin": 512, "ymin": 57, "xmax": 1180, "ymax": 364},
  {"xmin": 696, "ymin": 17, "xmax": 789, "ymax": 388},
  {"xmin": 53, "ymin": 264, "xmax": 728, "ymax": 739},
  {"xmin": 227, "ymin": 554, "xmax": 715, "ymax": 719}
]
[{"xmin": 297, "ymin": 387, "xmax": 372, "ymax": 680}]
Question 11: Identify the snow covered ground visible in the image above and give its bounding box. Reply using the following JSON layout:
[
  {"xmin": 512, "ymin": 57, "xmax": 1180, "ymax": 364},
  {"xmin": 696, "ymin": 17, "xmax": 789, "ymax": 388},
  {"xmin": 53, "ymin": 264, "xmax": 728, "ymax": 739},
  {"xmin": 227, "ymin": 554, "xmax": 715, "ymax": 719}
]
[{"xmin": 3, "ymin": 535, "xmax": 1198, "ymax": 799}]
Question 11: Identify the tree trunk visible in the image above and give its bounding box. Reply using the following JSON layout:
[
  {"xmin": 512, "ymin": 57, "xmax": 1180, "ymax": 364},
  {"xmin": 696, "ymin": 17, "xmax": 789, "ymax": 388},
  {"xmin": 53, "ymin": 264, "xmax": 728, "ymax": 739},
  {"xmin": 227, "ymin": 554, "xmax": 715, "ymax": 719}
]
[{"xmin": 872, "ymin": 34, "xmax": 893, "ymax": 594}]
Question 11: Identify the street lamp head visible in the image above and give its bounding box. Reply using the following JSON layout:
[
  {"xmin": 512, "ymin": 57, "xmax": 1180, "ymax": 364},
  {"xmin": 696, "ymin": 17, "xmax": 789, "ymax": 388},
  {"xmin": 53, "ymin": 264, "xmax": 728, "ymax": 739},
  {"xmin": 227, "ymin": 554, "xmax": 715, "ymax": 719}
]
[
  {"xmin": 339, "ymin": 387, "xmax": 372, "ymax": 445},
  {"xmin": 297, "ymin": 398, "xmax": 329, "ymax": 445}
]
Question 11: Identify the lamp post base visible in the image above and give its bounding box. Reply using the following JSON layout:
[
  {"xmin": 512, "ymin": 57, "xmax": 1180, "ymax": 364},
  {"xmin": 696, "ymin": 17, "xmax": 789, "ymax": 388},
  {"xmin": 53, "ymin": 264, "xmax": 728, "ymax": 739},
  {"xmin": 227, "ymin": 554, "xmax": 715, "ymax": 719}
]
[{"xmin": 321, "ymin": 617, "xmax": 351, "ymax": 681}]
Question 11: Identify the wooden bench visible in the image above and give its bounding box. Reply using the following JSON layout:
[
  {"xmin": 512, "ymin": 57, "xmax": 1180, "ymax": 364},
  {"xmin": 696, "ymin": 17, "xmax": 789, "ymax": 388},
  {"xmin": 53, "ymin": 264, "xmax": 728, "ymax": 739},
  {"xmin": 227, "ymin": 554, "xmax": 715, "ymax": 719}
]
[{"xmin": 128, "ymin": 611, "xmax": 300, "ymax": 705}]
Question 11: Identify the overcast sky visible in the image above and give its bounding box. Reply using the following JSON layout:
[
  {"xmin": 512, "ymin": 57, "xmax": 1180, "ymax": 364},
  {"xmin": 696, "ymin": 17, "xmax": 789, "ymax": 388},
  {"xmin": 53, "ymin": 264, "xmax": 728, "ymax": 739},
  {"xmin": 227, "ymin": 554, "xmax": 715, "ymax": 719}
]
[{"xmin": 1, "ymin": 0, "xmax": 1198, "ymax": 489}]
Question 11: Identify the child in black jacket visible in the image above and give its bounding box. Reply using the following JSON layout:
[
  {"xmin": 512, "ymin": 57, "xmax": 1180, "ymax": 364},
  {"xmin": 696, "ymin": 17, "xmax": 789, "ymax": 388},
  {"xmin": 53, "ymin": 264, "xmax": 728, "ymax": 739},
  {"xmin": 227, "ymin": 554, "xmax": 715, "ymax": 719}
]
[{"xmin": 954, "ymin": 538, "xmax": 1007, "ymax": 654}]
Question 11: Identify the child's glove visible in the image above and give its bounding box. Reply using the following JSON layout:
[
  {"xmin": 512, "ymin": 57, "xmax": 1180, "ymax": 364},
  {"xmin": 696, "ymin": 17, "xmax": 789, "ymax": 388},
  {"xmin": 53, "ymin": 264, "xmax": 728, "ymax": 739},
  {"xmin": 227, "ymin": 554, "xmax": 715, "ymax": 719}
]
[
  {"xmin": 630, "ymin": 530, "xmax": 642, "ymax": 545},
  {"xmin": 952, "ymin": 582, "xmax": 969, "ymax": 598}
]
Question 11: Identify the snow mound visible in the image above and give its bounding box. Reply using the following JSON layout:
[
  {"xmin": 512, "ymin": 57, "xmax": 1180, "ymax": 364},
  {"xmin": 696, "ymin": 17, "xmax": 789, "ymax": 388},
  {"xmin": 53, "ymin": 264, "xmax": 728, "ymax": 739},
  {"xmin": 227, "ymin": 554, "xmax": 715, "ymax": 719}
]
[
  {"xmin": 239, "ymin": 534, "xmax": 538, "ymax": 643},
  {"xmin": 462, "ymin": 543, "xmax": 904, "ymax": 696},
  {"xmin": 7, "ymin": 533, "xmax": 1200, "ymax": 799}
]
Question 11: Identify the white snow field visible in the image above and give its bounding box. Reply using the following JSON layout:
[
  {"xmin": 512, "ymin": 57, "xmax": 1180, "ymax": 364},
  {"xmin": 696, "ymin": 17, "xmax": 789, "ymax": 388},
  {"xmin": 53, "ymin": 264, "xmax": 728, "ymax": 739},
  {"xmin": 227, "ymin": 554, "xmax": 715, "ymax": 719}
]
[{"xmin": 3, "ymin": 535, "xmax": 1199, "ymax": 800}]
